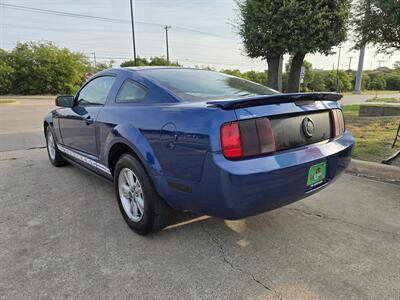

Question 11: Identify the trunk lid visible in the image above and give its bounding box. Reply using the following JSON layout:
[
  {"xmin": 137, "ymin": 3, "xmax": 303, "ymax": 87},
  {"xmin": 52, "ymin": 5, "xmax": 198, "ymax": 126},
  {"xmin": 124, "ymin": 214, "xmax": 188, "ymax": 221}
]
[{"xmin": 210, "ymin": 93, "xmax": 342, "ymax": 154}]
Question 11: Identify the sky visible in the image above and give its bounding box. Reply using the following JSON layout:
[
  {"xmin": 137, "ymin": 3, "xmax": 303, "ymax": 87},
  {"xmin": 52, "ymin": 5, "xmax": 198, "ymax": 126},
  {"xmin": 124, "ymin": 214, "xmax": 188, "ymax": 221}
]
[{"xmin": 0, "ymin": 0, "xmax": 399, "ymax": 72}]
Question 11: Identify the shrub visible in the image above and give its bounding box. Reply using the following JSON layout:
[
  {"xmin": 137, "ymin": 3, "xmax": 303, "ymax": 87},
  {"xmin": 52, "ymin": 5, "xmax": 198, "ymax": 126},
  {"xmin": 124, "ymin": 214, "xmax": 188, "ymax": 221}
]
[
  {"xmin": 308, "ymin": 71, "xmax": 326, "ymax": 91},
  {"xmin": 385, "ymin": 74, "xmax": 400, "ymax": 90},
  {"xmin": 4, "ymin": 42, "xmax": 89, "ymax": 95},
  {"xmin": 0, "ymin": 49, "xmax": 15, "ymax": 94},
  {"xmin": 120, "ymin": 56, "xmax": 180, "ymax": 67},
  {"xmin": 366, "ymin": 72, "xmax": 386, "ymax": 90}
]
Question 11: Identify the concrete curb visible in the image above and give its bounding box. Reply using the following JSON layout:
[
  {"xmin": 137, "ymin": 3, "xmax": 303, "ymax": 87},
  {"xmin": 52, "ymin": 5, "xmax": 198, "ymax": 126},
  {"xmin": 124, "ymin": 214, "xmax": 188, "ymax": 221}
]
[
  {"xmin": 346, "ymin": 159, "xmax": 400, "ymax": 183},
  {"xmin": 359, "ymin": 105, "xmax": 400, "ymax": 117}
]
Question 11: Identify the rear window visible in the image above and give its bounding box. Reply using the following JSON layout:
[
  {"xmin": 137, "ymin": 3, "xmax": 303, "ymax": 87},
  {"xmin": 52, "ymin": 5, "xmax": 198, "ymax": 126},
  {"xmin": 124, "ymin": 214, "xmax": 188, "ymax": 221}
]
[{"xmin": 138, "ymin": 68, "xmax": 278, "ymax": 102}]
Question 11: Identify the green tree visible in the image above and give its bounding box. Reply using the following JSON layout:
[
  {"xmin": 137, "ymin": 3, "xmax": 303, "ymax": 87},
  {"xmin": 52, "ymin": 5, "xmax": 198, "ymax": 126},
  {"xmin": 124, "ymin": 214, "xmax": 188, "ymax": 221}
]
[
  {"xmin": 366, "ymin": 73, "xmax": 386, "ymax": 90},
  {"xmin": 351, "ymin": 73, "xmax": 369, "ymax": 91},
  {"xmin": 0, "ymin": 49, "xmax": 15, "ymax": 94},
  {"xmin": 237, "ymin": 0, "xmax": 351, "ymax": 92},
  {"xmin": 221, "ymin": 69, "xmax": 244, "ymax": 78},
  {"xmin": 120, "ymin": 56, "xmax": 180, "ymax": 67},
  {"xmin": 308, "ymin": 71, "xmax": 326, "ymax": 92},
  {"xmin": 243, "ymin": 70, "xmax": 268, "ymax": 85},
  {"xmin": 385, "ymin": 74, "xmax": 400, "ymax": 90},
  {"xmin": 338, "ymin": 71, "xmax": 353, "ymax": 92},
  {"xmin": 282, "ymin": 72, "xmax": 289, "ymax": 92},
  {"xmin": 148, "ymin": 56, "xmax": 180, "ymax": 66},
  {"xmin": 285, "ymin": 0, "xmax": 351, "ymax": 92},
  {"xmin": 285, "ymin": 58, "xmax": 314, "ymax": 91},
  {"xmin": 353, "ymin": 0, "xmax": 400, "ymax": 54},
  {"xmin": 325, "ymin": 71, "xmax": 341, "ymax": 92},
  {"xmin": 236, "ymin": 0, "xmax": 288, "ymax": 90},
  {"xmin": 8, "ymin": 42, "xmax": 88, "ymax": 94},
  {"xmin": 120, "ymin": 57, "xmax": 149, "ymax": 67},
  {"xmin": 221, "ymin": 69, "xmax": 268, "ymax": 85},
  {"xmin": 324, "ymin": 71, "xmax": 352, "ymax": 92},
  {"xmin": 87, "ymin": 60, "xmax": 115, "ymax": 73}
]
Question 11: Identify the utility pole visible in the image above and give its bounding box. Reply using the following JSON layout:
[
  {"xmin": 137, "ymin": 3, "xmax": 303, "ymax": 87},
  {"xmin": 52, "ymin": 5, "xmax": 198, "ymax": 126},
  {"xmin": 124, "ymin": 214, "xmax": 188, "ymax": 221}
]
[
  {"xmin": 336, "ymin": 45, "xmax": 342, "ymax": 93},
  {"xmin": 354, "ymin": 45, "xmax": 366, "ymax": 94},
  {"xmin": 129, "ymin": 0, "xmax": 137, "ymax": 65},
  {"xmin": 91, "ymin": 51, "xmax": 97, "ymax": 68},
  {"xmin": 347, "ymin": 56, "xmax": 354, "ymax": 71},
  {"xmin": 164, "ymin": 25, "xmax": 171, "ymax": 63},
  {"xmin": 354, "ymin": 0, "xmax": 370, "ymax": 94}
]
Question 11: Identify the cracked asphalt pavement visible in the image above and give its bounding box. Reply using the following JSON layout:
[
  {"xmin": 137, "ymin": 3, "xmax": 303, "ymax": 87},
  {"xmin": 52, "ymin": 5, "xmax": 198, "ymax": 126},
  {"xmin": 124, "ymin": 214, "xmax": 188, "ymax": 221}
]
[{"xmin": 1, "ymin": 99, "xmax": 400, "ymax": 299}]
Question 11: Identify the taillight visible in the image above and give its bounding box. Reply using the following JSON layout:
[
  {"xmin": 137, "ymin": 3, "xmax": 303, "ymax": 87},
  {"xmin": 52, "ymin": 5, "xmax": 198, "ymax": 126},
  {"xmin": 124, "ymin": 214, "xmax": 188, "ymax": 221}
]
[
  {"xmin": 330, "ymin": 109, "xmax": 345, "ymax": 138},
  {"xmin": 221, "ymin": 117, "xmax": 275, "ymax": 160},
  {"xmin": 221, "ymin": 123, "xmax": 242, "ymax": 158}
]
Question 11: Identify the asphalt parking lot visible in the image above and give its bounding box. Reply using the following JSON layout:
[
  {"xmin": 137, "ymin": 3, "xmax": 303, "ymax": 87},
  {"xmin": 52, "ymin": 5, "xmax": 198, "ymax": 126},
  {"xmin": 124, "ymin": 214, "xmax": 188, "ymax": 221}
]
[{"xmin": 0, "ymin": 99, "xmax": 399, "ymax": 299}]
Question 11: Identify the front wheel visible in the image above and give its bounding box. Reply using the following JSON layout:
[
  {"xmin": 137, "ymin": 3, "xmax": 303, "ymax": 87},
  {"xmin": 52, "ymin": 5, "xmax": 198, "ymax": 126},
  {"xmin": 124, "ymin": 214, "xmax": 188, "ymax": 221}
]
[
  {"xmin": 115, "ymin": 154, "xmax": 172, "ymax": 235},
  {"xmin": 46, "ymin": 127, "xmax": 68, "ymax": 167}
]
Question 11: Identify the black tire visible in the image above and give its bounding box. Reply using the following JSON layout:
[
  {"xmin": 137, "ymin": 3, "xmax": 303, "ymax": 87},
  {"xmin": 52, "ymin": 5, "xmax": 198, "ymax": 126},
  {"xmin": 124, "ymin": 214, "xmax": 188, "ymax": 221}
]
[
  {"xmin": 114, "ymin": 153, "xmax": 172, "ymax": 235},
  {"xmin": 45, "ymin": 126, "xmax": 68, "ymax": 167}
]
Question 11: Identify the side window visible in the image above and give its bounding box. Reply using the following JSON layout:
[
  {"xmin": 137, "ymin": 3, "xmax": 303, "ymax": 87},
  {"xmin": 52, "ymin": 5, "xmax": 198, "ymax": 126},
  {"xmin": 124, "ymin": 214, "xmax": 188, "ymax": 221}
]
[
  {"xmin": 77, "ymin": 76, "xmax": 116, "ymax": 106},
  {"xmin": 116, "ymin": 80, "xmax": 147, "ymax": 103}
]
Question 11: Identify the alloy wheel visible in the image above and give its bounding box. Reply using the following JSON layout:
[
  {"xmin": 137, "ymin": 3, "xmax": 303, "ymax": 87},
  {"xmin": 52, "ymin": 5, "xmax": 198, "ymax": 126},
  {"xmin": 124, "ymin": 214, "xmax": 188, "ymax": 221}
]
[
  {"xmin": 118, "ymin": 167, "xmax": 145, "ymax": 222},
  {"xmin": 47, "ymin": 130, "xmax": 56, "ymax": 160}
]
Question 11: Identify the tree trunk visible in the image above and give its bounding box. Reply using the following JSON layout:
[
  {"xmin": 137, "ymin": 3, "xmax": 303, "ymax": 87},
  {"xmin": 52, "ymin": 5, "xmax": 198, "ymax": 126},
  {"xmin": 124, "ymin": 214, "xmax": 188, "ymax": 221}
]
[
  {"xmin": 266, "ymin": 54, "xmax": 281, "ymax": 90},
  {"xmin": 287, "ymin": 52, "xmax": 306, "ymax": 93},
  {"xmin": 277, "ymin": 55, "xmax": 283, "ymax": 92}
]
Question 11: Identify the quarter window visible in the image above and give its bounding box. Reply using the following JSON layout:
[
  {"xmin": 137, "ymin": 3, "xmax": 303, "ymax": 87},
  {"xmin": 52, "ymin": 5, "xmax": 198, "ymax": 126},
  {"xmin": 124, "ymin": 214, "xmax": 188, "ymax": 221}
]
[
  {"xmin": 77, "ymin": 76, "xmax": 116, "ymax": 106},
  {"xmin": 116, "ymin": 80, "xmax": 147, "ymax": 102}
]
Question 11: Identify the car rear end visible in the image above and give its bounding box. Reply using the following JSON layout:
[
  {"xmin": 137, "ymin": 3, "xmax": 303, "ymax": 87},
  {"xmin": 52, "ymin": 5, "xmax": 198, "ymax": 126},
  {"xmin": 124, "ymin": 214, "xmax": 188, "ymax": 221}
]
[
  {"xmin": 198, "ymin": 94, "xmax": 354, "ymax": 219},
  {"xmin": 137, "ymin": 68, "xmax": 354, "ymax": 219}
]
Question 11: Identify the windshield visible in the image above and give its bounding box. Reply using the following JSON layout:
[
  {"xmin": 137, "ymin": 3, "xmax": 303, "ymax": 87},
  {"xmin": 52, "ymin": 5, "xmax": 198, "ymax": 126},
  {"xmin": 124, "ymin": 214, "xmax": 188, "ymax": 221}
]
[{"xmin": 138, "ymin": 68, "xmax": 279, "ymax": 102}]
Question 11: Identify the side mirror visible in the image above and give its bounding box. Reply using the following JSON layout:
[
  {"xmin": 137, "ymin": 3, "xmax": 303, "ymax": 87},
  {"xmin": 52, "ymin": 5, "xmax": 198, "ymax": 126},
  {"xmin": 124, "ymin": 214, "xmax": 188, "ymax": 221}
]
[{"xmin": 55, "ymin": 95, "xmax": 75, "ymax": 108}]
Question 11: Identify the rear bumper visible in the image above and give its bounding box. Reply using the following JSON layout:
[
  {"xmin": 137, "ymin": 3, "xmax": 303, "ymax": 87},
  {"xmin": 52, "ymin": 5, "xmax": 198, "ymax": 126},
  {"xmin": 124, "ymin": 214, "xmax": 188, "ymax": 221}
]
[{"xmin": 170, "ymin": 131, "xmax": 354, "ymax": 219}]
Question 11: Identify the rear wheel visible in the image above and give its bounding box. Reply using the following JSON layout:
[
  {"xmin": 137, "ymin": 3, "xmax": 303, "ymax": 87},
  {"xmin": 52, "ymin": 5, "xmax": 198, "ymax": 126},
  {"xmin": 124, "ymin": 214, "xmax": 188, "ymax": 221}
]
[
  {"xmin": 115, "ymin": 154, "xmax": 172, "ymax": 235},
  {"xmin": 46, "ymin": 127, "xmax": 67, "ymax": 167}
]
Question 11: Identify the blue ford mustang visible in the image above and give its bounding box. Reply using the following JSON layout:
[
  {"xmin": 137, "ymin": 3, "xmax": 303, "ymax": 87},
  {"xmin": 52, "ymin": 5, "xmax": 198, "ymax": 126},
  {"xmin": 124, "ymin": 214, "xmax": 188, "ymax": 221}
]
[{"xmin": 44, "ymin": 67, "xmax": 354, "ymax": 235}]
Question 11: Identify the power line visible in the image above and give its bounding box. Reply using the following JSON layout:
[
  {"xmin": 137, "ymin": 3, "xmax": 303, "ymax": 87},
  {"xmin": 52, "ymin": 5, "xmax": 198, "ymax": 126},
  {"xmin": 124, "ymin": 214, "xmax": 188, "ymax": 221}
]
[
  {"xmin": 0, "ymin": 43, "xmax": 266, "ymax": 68},
  {"xmin": 0, "ymin": 41, "xmax": 251, "ymax": 65},
  {"xmin": 92, "ymin": 55, "xmax": 265, "ymax": 67},
  {"xmin": 0, "ymin": 41, "xmax": 245, "ymax": 63},
  {"xmin": 0, "ymin": 3, "xmax": 232, "ymax": 39},
  {"xmin": 0, "ymin": 3, "xmax": 263, "ymax": 68},
  {"xmin": 2, "ymin": 23, "xmax": 237, "ymax": 51},
  {"xmin": 1, "ymin": 3, "xmax": 127, "ymax": 23},
  {"xmin": 0, "ymin": 33, "xmax": 247, "ymax": 61},
  {"xmin": 0, "ymin": 37, "xmax": 263, "ymax": 66}
]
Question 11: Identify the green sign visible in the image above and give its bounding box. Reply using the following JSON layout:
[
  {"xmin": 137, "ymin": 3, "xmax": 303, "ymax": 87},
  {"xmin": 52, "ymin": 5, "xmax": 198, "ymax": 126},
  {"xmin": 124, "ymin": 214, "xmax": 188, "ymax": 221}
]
[{"xmin": 307, "ymin": 161, "xmax": 327, "ymax": 186}]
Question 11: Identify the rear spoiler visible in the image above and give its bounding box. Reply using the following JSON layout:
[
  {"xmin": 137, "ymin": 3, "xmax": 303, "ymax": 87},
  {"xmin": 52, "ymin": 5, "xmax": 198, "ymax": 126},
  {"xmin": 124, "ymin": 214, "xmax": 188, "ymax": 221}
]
[{"xmin": 206, "ymin": 92, "xmax": 342, "ymax": 110}]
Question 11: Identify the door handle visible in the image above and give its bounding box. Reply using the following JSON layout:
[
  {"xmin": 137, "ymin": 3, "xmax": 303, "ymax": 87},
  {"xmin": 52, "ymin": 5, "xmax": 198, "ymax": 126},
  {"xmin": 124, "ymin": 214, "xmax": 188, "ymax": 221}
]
[{"xmin": 84, "ymin": 116, "xmax": 94, "ymax": 125}]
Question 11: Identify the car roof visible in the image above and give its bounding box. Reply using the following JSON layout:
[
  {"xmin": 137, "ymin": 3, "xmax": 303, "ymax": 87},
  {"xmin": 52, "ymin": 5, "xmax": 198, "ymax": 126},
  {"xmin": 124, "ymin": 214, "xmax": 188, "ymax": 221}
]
[
  {"xmin": 95, "ymin": 66, "xmax": 193, "ymax": 78},
  {"xmin": 99, "ymin": 67, "xmax": 216, "ymax": 76},
  {"xmin": 123, "ymin": 66, "xmax": 207, "ymax": 72},
  {"xmin": 124, "ymin": 66, "xmax": 178, "ymax": 70}
]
